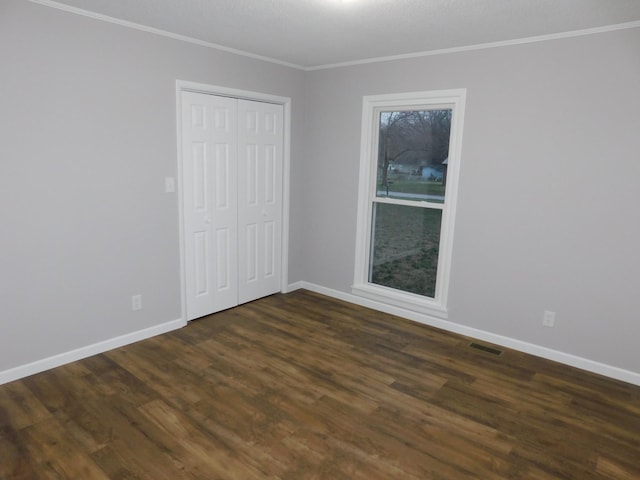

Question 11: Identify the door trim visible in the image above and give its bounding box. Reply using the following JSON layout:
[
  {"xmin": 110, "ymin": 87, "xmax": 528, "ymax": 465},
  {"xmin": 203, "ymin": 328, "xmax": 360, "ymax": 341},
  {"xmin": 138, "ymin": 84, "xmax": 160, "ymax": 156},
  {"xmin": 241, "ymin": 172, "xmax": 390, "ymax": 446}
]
[{"xmin": 175, "ymin": 80, "xmax": 292, "ymax": 322}]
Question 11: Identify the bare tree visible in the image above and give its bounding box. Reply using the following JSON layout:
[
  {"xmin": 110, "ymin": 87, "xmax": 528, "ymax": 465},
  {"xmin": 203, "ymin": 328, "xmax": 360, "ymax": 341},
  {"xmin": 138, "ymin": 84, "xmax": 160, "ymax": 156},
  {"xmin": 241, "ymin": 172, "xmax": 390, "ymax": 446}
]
[{"xmin": 377, "ymin": 109, "xmax": 451, "ymax": 187}]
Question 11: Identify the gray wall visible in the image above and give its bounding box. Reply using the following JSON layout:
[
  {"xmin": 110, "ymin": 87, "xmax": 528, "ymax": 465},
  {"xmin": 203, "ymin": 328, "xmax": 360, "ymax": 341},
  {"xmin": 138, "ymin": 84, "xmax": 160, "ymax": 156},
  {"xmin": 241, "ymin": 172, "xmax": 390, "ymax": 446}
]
[
  {"xmin": 299, "ymin": 28, "xmax": 640, "ymax": 374},
  {"xmin": 2, "ymin": 0, "xmax": 639, "ymax": 379},
  {"xmin": 0, "ymin": 0, "xmax": 305, "ymax": 371}
]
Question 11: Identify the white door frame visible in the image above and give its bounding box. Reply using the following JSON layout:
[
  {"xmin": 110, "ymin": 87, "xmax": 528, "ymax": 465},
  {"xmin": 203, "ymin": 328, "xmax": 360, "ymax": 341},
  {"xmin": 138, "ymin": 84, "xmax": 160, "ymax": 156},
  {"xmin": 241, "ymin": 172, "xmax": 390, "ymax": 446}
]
[{"xmin": 175, "ymin": 80, "xmax": 292, "ymax": 322}]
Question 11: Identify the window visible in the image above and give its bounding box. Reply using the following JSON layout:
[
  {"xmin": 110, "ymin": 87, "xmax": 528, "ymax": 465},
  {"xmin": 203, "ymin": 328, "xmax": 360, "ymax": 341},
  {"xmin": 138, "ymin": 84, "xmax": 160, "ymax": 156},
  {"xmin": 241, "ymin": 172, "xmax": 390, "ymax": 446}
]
[{"xmin": 353, "ymin": 90, "xmax": 466, "ymax": 318}]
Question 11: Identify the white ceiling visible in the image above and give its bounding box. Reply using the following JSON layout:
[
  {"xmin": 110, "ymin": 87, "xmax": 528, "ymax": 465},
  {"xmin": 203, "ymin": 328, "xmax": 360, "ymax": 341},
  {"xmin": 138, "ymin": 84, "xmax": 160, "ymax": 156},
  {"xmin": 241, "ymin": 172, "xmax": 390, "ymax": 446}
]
[{"xmin": 40, "ymin": 0, "xmax": 640, "ymax": 69}]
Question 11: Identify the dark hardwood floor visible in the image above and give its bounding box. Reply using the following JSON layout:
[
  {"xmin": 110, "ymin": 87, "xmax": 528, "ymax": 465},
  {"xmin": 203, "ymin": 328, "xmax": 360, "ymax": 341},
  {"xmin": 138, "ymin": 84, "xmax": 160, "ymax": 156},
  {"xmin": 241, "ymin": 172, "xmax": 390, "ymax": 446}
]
[{"xmin": 1, "ymin": 290, "xmax": 639, "ymax": 479}]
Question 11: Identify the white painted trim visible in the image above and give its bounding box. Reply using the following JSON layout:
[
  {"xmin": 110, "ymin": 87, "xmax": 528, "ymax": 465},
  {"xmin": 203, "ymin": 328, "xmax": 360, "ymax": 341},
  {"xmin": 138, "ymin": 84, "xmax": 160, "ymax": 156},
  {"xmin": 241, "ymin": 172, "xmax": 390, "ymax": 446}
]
[
  {"xmin": 290, "ymin": 281, "xmax": 640, "ymax": 387},
  {"xmin": 352, "ymin": 283, "xmax": 448, "ymax": 319},
  {"xmin": 28, "ymin": 0, "xmax": 640, "ymax": 72},
  {"xmin": 372, "ymin": 197, "xmax": 446, "ymax": 209},
  {"xmin": 175, "ymin": 85, "xmax": 188, "ymax": 325},
  {"xmin": 175, "ymin": 81, "xmax": 292, "ymax": 320},
  {"xmin": 307, "ymin": 21, "xmax": 640, "ymax": 71},
  {"xmin": 27, "ymin": 0, "xmax": 304, "ymax": 70},
  {"xmin": 0, "ymin": 319, "xmax": 186, "ymax": 386},
  {"xmin": 353, "ymin": 89, "xmax": 466, "ymax": 317},
  {"xmin": 280, "ymin": 104, "xmax": 292, "ymax": 294},
  {"xmin": 285, "ymin": 281, "xmax": 305, "ymax": 293}
]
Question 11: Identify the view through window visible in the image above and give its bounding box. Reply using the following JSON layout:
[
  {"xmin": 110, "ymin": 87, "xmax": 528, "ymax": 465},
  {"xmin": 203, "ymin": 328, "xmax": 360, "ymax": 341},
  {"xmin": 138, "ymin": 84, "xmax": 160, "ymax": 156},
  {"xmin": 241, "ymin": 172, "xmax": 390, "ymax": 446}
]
[
  {"xmin": 353, "ymin": 90, "xmax": 466, "ymax": 317},
  {"xmin": 370, "ymin": 109, "xmax": 451, "ymax": 298}
]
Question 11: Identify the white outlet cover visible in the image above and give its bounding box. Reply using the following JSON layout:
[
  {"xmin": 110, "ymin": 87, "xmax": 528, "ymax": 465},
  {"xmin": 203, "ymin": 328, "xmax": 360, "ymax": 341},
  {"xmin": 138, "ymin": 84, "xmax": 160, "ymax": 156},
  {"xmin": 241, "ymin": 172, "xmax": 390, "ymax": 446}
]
[
  {"xmin": 132, "ymin": 294, "xmax": 143, "ymax": 311},
  {"xmin": 543, "ymin": 310, "xmax": 555, "ymax": 327},
  {"xmin": 165, "ymin": 177, "xmax": 176, "ymax": 193}
]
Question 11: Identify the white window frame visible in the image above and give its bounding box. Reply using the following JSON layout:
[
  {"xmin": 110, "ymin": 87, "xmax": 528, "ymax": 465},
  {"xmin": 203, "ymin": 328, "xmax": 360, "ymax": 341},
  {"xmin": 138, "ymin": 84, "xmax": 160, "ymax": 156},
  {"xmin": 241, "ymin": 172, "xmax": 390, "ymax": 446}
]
[{"xmin": 352, "ymin": 89, "xmax": 466, "ymax": 319}]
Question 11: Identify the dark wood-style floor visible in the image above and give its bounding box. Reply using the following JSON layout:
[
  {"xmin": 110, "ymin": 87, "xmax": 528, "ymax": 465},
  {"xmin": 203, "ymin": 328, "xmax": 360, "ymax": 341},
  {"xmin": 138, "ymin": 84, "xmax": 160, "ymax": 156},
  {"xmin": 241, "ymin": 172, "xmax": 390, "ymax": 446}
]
[{"xmin": 1, "ymin": 290, "xmax": 639, "ymax": 479}]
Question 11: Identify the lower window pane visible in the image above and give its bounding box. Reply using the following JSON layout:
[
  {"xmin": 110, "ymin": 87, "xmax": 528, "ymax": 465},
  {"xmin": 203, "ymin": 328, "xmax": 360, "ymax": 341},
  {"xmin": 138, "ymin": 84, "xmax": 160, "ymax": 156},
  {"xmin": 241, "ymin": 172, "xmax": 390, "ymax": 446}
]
[{"xmin": 369, "ymin": 203, "xmax": 442, "ymax": 298}]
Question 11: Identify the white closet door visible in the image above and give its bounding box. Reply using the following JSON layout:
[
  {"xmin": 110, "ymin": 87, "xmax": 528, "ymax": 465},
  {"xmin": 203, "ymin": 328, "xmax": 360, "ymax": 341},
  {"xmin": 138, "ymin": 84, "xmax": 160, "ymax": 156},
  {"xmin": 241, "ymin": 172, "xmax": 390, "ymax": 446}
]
[
  {"xmin": 182, "ymin": 92, "xmax": 284, "ymax": 320},
  {"xmin": 237, "ymin": 100, "xmax": 284, "ymax": 304},
  {"xmin": 182, "ymin": 92, "xmax": 238, "ymax": 320}
]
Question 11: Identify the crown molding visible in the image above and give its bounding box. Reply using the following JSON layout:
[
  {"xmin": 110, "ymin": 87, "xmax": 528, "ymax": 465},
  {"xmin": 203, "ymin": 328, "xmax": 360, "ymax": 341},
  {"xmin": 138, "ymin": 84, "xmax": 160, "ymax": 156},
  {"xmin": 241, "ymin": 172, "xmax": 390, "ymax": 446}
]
[
  {"xmin": 307, "ymin": 20, "xmax": 640, "ymax": 71},
  {"xmin": 27, "ymin": 0, "xmax": 306, "ymax": 70},
  {"xmin": 28, "ymin": 2, "xmax": 640, "ymax": 76}
]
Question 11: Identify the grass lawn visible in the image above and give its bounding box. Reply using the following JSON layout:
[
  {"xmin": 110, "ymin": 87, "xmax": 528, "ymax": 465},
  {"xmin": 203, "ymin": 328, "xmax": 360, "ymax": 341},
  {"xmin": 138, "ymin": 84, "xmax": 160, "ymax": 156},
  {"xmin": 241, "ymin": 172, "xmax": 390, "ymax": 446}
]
[
  {"xmin": 370, "ymin": 204, "xmax": 442, "ymax": 298},
  {"xmin": 381, "ymin": 177, "xmax": 446, "ymax": 198}
]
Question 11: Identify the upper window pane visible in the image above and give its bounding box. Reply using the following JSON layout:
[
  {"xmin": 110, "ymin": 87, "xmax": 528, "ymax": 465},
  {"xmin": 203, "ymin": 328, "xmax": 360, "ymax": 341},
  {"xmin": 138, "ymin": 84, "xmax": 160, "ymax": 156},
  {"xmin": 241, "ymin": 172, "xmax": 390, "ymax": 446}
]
[{"xmin": 376, "ymin": 109, "xmax": 452, "ymax": 203}]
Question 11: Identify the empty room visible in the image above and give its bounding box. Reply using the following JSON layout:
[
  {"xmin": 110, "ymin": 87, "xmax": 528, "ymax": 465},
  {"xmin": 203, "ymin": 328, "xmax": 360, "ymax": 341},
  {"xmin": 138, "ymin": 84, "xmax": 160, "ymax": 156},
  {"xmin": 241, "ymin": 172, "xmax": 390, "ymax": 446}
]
[{"xmin": 1, "ymin": 0, "xmax": 639, "ymax": 478}]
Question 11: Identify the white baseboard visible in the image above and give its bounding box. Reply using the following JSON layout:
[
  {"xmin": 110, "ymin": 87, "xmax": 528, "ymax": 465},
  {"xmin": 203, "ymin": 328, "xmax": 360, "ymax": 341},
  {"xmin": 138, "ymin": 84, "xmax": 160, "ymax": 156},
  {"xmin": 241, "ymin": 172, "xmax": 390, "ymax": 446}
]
[
  {"xmin": 289, "ymin": 282, "xmax": 640, "ymax": 387},
  {"xmin": 0, "ymin": 318, "xmax": 186, "ymax": 386},
  {"xmin": 5, "ymin": 284, "xmax": 638, "ymax": 388},
  {"xmin": 284, "ymin": 280, "xmax": 305, "ymax": 293}
]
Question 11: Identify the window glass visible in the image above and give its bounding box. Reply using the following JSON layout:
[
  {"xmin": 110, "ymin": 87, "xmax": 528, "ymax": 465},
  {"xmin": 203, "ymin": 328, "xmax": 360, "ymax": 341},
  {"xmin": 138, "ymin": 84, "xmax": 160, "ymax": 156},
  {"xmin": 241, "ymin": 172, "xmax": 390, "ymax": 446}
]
[
  {"xmin": 353, "ymin": 89, "xmax": 465, "ymax": 318},
  {"xmin": 370, "ymin": 204, "xmax": 442, "ymax": 298},
  {"xmin": 376, "ymin": 109, "xmax": 451, "ymax": 204}
]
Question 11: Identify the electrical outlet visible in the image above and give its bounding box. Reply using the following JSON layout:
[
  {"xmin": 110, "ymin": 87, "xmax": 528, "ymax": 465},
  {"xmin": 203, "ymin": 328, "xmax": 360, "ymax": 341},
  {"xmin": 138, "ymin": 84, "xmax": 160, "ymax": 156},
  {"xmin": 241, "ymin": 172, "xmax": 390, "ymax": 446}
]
[
  {"xmin": 543, "ymin": 310, "xmax": 555, "ymax": 327},
  {"xmin": 131, "ymin": 294, "xmax": 142, "ymax": 311}
]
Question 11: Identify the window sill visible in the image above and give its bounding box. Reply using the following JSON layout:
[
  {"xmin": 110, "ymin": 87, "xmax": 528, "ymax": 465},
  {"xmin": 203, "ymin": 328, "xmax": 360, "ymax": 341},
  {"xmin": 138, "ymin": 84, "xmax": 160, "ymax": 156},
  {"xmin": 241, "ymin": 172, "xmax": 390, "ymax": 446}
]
[{"xmin": 351, "ymin": 283, "xmax": 449, "ymax": 320}]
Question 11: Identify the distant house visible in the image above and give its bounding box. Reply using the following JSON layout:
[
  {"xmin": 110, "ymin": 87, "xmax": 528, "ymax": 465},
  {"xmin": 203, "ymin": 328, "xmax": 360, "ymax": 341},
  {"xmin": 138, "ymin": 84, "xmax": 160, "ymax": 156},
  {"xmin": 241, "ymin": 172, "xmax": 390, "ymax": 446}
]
[
  {"xmin": 420, "ymin": 164, "xmax": 445, "ymax": 181},
  {"xmin": 388, "ymin": 163, "xmax": 415, "ymax": 175}
]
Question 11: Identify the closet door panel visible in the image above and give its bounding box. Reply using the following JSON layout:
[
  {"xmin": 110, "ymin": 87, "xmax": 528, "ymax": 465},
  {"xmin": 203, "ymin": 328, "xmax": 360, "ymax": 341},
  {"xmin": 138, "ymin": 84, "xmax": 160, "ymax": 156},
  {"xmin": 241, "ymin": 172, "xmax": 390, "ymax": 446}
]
[
  {"xmin": 237, "ymin": 100, "xmax": 284, "ymax": 304},
  {"xmin": 182, "ymin": 92, "xmax": 238, "ymax": 320}
]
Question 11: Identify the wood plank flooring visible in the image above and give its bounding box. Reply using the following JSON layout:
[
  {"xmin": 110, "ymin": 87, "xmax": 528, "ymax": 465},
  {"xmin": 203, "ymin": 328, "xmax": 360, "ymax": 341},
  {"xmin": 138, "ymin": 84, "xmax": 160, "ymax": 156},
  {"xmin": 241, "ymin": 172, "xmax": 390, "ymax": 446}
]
[{"xmin": 1, "ymin": 289, "xmax": 639, "ymax": 479}]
